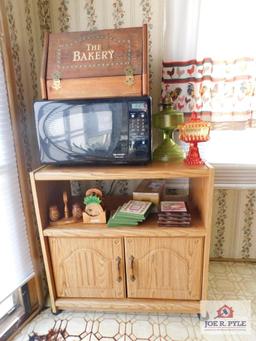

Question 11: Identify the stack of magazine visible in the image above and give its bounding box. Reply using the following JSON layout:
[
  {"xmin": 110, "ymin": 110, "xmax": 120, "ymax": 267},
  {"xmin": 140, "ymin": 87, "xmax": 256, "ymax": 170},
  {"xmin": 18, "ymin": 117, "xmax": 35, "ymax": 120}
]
[
  {"xmin": 108, "ymin": 200, "xmax": 152, "ymax": 227},
  {"xmin": 157, "ymin": 201, "xmax": 191, "ymax": 227}
]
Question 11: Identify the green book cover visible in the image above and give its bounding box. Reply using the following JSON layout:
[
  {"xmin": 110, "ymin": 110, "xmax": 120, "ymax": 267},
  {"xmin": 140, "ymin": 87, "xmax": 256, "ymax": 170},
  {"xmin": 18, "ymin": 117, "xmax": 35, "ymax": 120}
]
[
  {"xmin": 107, "ymin": 201, "xmax": 152, "ymax": 227},
  {"xmin": 111, "ymin": 207, "xmax": 140, "ymax": 221},
  {"xmin": 107, "ymin": 217, "xmax": 139, "ymax": 227},
  {"xmin": 107, "ymin": 207, "xmax": 139, "ymax": 227},
  {"xmin": 108, "ymin": 220, "xmax": 138, "ymax": 227},
  {"xmin": 117, "ymin": 207, "xmax": 151, "ymax": 220},
  {"xmin": 113, "ymin": 205, "xmax": 147, "ymax": 221}
]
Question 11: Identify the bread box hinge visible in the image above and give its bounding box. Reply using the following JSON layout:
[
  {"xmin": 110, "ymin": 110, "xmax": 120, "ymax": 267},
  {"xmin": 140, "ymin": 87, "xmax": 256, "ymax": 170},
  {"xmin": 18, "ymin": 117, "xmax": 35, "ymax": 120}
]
[{"xmin": 125, "ymin": 66, "xmax": 135, "ymax": 86}]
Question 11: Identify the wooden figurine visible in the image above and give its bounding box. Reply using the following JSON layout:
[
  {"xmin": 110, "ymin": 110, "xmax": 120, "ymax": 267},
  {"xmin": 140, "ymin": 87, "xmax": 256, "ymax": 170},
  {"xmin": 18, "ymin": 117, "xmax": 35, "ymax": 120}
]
[
  {"xmin": 49, "ymin": 205, "xmax": 60, "ymax": 222},
  {"xmin": 63, "ymin": 191, "xmax": 69, "ymax": 218},
  {"xmin": 72, "ymin": 203, "xmax": 83, "ymax": 221},
  {"xmin": 49, "ymin": 191, "xmax": 83, "ymax": 226},
  {"xmin": 83, "ymin": 188, "xmax": 106, "ymax": 224}
]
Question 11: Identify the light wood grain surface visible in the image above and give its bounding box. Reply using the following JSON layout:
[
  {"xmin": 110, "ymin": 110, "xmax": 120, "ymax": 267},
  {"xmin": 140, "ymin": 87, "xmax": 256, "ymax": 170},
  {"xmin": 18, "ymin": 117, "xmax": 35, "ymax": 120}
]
[
  {"xmin": 46, "ymin": 76, "xmax": 142, "ymax": 99},
  {"xmin": 34, "ymin": 162, "xmax": 211, "ymax": 181},
  {"xmin": 55, "ymin": 298, "xmax": 200, "ymax": 313},
  {"xmin": 49, "ymin": 237, "xmax": 125, "ymax": 299},
  {"xmin": 125, "ymin": 237, "xmax": 203, "ymax": 300},
  {"xmin": 43, "ymin": 226, "xmax": 206, "ymax": 238}
]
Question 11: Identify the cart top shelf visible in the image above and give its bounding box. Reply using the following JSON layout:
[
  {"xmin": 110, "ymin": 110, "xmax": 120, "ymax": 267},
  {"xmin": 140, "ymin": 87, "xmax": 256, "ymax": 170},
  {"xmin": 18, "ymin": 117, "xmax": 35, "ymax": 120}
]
[{"xmin": 32, "ymin": 161, "xmax": 213, "ymax": 181}]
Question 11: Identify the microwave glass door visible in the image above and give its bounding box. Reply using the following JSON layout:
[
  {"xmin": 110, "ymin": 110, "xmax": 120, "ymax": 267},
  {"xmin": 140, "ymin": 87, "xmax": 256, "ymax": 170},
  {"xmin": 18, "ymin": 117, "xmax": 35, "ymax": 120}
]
[{"xmin": 37, "ymin": 101, "xmax": 128, "ymax": 162}]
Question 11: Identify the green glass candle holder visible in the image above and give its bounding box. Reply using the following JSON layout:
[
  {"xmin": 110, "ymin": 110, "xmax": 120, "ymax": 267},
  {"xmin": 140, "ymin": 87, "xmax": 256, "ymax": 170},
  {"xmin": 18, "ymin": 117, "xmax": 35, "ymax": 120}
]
[{"xmin": 153, "ymin": 100, "xmax": 185, "ymax": 162}]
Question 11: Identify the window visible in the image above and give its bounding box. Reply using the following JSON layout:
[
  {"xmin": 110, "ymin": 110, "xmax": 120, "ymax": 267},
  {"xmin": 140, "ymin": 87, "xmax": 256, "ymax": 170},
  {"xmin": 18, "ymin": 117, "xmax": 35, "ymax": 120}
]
[
  {"xmin": 0, "ymin": 286, "xmax": 31, "ymax": 340},
  {"xmin": 0, "ymin": 43, "xmax": 34, "ymax": 336},
  {"xmin": 162, "ymin": 0, "xmax": 256, "ymax": 186}
]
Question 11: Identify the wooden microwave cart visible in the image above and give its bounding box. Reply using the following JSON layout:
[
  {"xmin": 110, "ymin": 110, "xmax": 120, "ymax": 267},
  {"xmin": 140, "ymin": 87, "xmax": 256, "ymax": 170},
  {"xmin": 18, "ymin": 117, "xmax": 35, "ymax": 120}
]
[{"xmin": 30, "ymin": 162, "xmax": 214, "ymax": 314}]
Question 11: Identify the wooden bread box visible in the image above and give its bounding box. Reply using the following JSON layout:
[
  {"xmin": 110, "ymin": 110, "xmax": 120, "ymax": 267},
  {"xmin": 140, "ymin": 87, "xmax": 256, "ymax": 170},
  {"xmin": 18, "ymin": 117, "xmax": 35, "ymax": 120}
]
[{"xmin": 40, "ymin": 25, "xmax": 149, "ymax": 99}]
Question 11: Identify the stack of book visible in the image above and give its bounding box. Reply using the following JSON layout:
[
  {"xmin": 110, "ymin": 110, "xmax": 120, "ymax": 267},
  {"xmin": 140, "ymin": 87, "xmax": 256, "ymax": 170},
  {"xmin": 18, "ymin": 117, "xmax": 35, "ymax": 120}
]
[
  {"xmin": 107, "ymin": 200, "xmax": 152, "ymax": 227},
  {"xmin": 157, "ymin": 201, "xmax": 191, "ymax": 227}
]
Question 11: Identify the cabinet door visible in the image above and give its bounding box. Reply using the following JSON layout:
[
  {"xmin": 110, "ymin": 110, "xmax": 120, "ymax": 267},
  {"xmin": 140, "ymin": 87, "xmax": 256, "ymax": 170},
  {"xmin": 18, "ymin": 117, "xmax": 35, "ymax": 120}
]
[
  {"xmin": 125, "ymin": 237, "xmax": 203, "ymax": 300},
  {"xmin": 49, "ymin": 237, "xmax": 125, "ymax": 298}
]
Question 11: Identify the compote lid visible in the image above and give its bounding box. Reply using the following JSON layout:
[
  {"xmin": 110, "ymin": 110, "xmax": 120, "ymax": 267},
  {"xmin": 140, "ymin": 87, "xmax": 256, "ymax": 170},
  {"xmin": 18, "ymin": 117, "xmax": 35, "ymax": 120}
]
[{"xmin": 179, "ymin": 112, "xmax": 211, "ymax": 142}]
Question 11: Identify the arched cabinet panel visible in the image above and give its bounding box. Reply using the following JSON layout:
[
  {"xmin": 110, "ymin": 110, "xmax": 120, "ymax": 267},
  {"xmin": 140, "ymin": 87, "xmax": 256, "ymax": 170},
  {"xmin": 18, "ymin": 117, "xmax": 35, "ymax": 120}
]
[
  {"xmin": 49, "ymin": 237, "xmax": 125, "ymax": 298},
  {"xmin": 125, "ymin": 237, "xmax": 203, "ymax": 300}
]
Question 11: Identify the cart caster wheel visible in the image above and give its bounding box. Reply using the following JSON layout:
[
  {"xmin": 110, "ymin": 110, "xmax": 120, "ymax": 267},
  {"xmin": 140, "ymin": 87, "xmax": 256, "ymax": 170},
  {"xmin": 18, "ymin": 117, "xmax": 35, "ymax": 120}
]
[
  {"xmin": 197, "ymin": 312, "xmax": 209, "ymax": 321},
  {"xmin": 51, "ymin": 309, "xmax": 62, "ymax": 315}
]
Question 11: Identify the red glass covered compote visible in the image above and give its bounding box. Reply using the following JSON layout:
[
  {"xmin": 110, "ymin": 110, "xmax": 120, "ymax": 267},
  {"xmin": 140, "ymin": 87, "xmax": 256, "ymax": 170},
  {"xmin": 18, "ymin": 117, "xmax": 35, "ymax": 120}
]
[{"xmin": 179, "ymin": 112, "xmax": 211, "ymax": 165}]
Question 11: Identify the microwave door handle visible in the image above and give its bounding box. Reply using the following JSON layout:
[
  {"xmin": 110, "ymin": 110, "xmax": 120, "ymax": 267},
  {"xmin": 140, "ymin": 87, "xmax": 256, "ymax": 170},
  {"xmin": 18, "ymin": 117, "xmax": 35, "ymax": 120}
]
[{"xmin": 110, "ymin": 108, "xmax": 122, "ymax": 153}]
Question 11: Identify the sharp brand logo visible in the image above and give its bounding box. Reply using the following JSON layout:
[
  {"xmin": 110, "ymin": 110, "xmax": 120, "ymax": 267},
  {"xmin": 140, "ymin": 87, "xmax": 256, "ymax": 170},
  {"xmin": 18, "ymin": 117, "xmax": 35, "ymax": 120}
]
[
  {"xmin": 113, "ymin": 153, "xmax": 125, "ymax": 158},
  {"xmin": 73, "ymin": 44, "xmax": 114, "ymax": 62},
  {"xmin": 215, "ymin": 304, "xmax": 234, "ymax": 319}
]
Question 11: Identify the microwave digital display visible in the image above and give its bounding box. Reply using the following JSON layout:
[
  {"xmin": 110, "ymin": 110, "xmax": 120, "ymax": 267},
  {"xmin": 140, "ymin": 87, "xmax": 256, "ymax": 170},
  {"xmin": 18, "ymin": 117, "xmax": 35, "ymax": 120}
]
[
  {"xmin": 34, "ymin": 96, "xmax": 151, "ymax": 165},
  {"xmin": 131, "ymin": 102, "xmax": 147, "ymax": 110}
]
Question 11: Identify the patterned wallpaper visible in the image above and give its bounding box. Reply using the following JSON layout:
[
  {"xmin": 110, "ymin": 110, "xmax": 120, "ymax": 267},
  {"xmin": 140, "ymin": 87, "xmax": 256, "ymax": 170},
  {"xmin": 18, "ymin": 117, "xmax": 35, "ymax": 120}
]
[
  {"xmin": 211, "ymin": 189, "xmax": 256, "ymax": 259},
  {"xmin": 5, "ymin": 0, "xmax": 256, "ymax": 260}
]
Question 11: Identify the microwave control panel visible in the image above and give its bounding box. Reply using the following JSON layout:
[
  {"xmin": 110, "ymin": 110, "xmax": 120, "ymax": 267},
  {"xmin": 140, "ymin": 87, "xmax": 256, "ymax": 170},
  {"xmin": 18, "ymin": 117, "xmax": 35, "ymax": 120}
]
[
  {"xmin": 129, "ymin": 111, "xmax": 148, "ymax": 138},
  {"xmin": 128, "ymin": 100, "xmax": 151, "ymax": 159}
]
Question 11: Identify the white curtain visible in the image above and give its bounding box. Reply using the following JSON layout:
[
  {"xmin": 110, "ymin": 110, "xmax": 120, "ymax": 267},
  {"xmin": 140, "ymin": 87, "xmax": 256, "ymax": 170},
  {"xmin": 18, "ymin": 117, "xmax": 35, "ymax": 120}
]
[
  {"xmin": 164, "ymin": 0, "xmax": 256, "ymax": 61},
  {"xmin": 162, "ymin": 0, "xmax": 256, "ymax": 129},
  {"xmin": 0, "ymin": 51, "xmax": 34, "ymax": 303}
]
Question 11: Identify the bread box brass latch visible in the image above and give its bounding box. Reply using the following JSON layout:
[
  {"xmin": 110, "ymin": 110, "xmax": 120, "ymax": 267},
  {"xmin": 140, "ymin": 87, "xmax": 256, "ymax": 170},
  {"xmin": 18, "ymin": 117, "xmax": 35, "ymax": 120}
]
[{"xmin": 52, "ymin": 71, "xmax": 62, "ymax": 90}]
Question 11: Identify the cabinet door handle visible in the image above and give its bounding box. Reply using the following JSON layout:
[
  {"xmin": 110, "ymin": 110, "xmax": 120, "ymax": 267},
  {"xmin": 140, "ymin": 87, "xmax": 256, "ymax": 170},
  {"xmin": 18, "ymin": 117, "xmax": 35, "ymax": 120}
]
[
  {"xmin": 129, "ymin": 255, "xmax": 136, "ymax": 281},
  {"xmin": 116, "ymin": 256, "xmax": 122, "ymax": 282}
]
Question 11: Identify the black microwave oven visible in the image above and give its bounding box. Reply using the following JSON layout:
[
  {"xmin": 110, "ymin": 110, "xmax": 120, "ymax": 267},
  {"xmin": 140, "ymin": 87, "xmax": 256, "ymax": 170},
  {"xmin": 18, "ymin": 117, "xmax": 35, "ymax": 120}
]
[{"xmin": 34, "ymin": 96, "xmax": 151, "ymax": 165}]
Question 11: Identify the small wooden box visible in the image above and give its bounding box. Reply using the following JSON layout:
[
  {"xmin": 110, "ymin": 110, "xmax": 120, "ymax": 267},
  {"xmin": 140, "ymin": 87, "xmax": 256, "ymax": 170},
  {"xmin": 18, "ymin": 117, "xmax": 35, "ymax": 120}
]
[
  {"xmin": 133, "ymin": 180, "xmax": 165, "ymax": 207},
  {"xmin": 40, "ymin": 25, "xmax": 148, "ymax": 99}
]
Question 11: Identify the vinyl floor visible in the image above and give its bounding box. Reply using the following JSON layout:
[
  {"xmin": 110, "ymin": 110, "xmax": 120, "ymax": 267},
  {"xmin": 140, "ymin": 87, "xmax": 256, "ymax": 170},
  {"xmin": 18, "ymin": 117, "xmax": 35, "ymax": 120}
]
[{"xmin": 13, "ymin": 261, "xmax": 256, "ymax": 341}]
